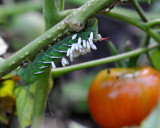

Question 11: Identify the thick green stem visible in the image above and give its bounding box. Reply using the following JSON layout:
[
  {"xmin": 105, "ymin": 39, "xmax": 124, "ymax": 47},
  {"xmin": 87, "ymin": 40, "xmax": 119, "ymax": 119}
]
[
  {"xmin": 67, "ymin": 0, "xmax": 117, "ymax": 31},
  {"xmin": 31, "ymin": 70, "xmax": 51, "ymax": 128},
  {"xmin": 44, "ymin": 0, "xmax": 59, "ymax": 29},
  {"xmin": 52, "ymin": 43, "xmax": 159, "ymax": 78},
  {"xmin": 59, "ymin": 0, "xmax": 64, "ymax": 11},
  {"xmin": 130, "ymin": 0, "xmax": 148, "ymax": 22}
]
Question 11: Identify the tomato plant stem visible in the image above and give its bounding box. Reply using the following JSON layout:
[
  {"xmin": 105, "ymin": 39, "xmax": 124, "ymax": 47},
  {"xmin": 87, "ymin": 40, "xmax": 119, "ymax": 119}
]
[
  {"xmin": 59, "ymin": 0, "xmax": 64, "ymax": 11},
  {"xmin": 52, "ymin": 43, "xmax": 159, "ymax": 78},
  {"xmin": 146, "ymin": 19, "xmax": 160, "ymax": 27},
  {"xmin": 130, "ymin": 0, "xmax": 148, "ymax": 22},
  {"xmin": 104, "ymin": 12, "xmax": 160, "ymax": 44},
  {"xmin": 31, "ymin": 70, "xmax": 51, "ymax": 128},
  {"xmin": 44, "ymin": 0, "xmax": 59, "ymax": 29}
]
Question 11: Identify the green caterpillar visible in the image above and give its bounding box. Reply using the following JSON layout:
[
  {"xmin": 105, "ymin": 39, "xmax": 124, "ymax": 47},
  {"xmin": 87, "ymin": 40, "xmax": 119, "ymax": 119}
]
[{"xmin": 18, "ymin": 18, "xmax": 104, "ymax": 83}]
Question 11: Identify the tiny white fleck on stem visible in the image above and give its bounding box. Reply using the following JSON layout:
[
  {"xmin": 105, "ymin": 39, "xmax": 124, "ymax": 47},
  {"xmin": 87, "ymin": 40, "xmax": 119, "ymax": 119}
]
[
  {"xmin": 25, "ymin": 52, "xmax": 29, "ymax": 55},
  {"xmin": 88, "ymin": 3, "xmax": 91, "ymax": 6},
  {"xmin": 38, "ymin": 41, "xmax": 41, "ymax": 44},
  {"xmin": 11, "ymin": 61, "xmax": 15, "ymax": 64},
  {"xmin": 57, "ymin": 25, "xmax": 61, "ymax": 29}
]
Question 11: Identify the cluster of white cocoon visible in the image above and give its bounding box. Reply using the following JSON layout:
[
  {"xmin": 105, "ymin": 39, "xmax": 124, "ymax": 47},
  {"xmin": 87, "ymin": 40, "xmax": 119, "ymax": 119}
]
[
  {"xmin": 37, "ymin": 32, "xmax": 98, "ymax": 73},
  {"xmin": 61, "ymin": 32, "xmax": 97, "ymax": 67}
]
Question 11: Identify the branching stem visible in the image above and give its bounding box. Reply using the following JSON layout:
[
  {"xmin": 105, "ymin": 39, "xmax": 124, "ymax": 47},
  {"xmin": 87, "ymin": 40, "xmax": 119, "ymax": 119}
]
[
  {"xmin": 130, "ymin": 0, "xmax": 148, "ymax": 22},
  {"xmin": 104, "ymin": 12, "xmax": 160, "ymax": 44},
  {"xmin": 146, "ymin": 19, "xmax": 160, "ymax": 27}
]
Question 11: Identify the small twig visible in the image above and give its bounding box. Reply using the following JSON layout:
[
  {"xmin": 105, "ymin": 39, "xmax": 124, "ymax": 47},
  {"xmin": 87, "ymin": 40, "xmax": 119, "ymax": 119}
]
[
  {"xmin": 142, "ymin": 35, "xmax": 155, "ymax": 67},
  {"xmin": 146, "ymin": 19, "xmax": 160, "ymax": 28},
  {"xmin": 103, "ymin": 12, "xmax": 160, "ymax": 44},
  {"xmin": 130, "ymin": 0, "xmax": 148, "ymax": 22}
]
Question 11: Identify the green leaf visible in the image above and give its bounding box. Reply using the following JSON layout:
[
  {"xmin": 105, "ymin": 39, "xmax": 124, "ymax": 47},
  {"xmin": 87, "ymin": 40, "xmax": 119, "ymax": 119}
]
[
  {"xmin": 14, "ymin": 83, "xmax": 36, "ymax": 128},
  {"xmin": 149, "ymin": 47, "xmax": 160, "ymax": 70},
  {"xmin": 108, "ymin": 41, "xmax": 124, "ymax": 68}
]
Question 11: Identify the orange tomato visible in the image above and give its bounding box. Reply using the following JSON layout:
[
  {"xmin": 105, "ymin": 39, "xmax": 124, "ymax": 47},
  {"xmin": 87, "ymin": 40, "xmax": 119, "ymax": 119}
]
[{"xmin": 88, "ymin": 66, "xmax": 160, "ymax": 128}]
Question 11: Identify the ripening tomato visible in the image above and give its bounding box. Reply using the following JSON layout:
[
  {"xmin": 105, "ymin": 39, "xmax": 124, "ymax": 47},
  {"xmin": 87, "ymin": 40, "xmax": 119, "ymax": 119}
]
[{"xmin": 88, "ymin": 67, "xmax": 160, "ymax": 128}]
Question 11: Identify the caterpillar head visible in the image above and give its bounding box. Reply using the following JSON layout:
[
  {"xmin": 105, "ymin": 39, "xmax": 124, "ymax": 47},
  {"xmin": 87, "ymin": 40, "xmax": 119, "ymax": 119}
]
[{"xmin": 83, "ymin": 18, "xmax": 104, "ymax": 41}]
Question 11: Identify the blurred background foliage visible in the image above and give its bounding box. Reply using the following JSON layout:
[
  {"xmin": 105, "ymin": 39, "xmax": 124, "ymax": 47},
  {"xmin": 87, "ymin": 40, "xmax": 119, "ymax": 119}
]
[{"xmin": 0, "ymin": 0, "xmax": 160, "ymax": 128}]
